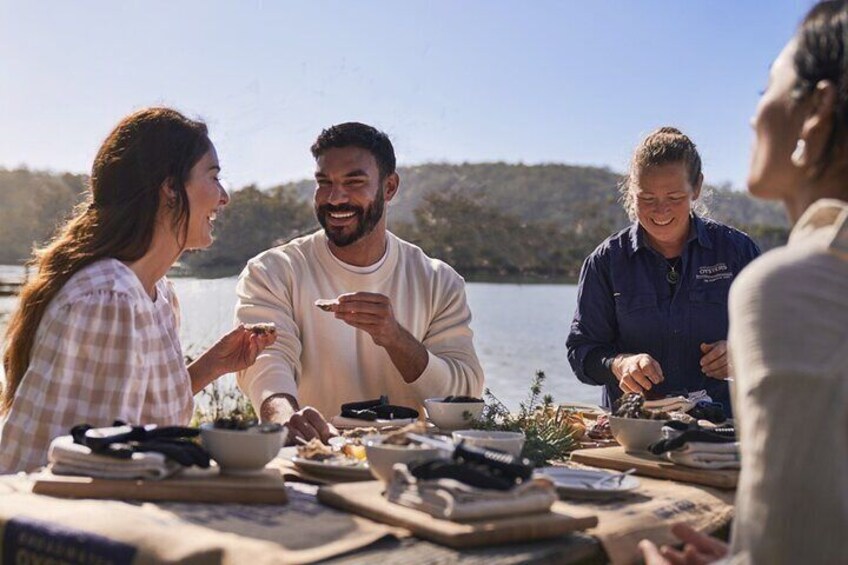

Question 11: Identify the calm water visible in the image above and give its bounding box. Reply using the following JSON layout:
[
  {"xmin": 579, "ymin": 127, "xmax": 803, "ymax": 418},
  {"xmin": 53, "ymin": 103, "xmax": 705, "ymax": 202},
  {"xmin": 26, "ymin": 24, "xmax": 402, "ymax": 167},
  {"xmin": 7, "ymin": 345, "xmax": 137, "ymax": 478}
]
[{"xmin": 0, "ymin": 265, "xmax": 600, "ymax": 409}]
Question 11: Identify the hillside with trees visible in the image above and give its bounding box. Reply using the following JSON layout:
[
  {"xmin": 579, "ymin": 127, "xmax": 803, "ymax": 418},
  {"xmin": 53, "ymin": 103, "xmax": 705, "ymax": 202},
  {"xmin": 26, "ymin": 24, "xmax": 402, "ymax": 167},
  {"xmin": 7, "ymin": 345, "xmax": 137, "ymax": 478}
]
[
  {"xmin": 283, "ymin": 162, "xmax": 787, "ymax": 229},
  {"xmin": 179, "ymin": 185, "xmax": 315, "ymax": 274},
  {"xmin": 0, "ymin": 163, "xmax": 788, "ymax": 281},
  {"xmin": 0, "ymin": 168, "xmax": 87, "ymax": 264}
]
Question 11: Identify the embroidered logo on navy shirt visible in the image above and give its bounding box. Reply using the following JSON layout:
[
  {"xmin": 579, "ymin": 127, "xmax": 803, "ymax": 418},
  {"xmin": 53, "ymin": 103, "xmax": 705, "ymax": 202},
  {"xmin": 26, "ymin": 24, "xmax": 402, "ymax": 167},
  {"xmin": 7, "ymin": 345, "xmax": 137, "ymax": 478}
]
[{"xmin": 696, "ymin": 263, "xmax": 733, "ymax": 282}]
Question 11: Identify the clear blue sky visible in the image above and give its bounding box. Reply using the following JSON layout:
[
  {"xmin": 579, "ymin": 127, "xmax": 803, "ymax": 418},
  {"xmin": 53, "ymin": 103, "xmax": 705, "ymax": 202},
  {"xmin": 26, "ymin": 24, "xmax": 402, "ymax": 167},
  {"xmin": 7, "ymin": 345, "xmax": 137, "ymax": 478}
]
[{"xmin": 0, "ymin": 0, "xmax": 811, "ymax": 191}]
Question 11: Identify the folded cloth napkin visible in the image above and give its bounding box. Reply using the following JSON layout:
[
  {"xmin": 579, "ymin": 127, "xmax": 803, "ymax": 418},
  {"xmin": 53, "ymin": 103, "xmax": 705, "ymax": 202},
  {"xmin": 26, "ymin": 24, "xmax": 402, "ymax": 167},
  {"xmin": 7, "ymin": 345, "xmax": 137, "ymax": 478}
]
[
  {"xmin": 644, "ymin": 390, "xmax": 713, "ymax": 413},
  {"xmin": 385, "ymin": 463, "xmax": 557, "ymax": 521},
  {"xmin": 649, "ymin": 420, "xmax": 736, "ymax": 454},
  {"xmin": 649, "ymin": 421, "xmax": 740, "ymax": 470},
  {"xmin": 667, "ymin": 440, "xmax": 739, "ymax": 454},
  {"xmin": 408, "ymin": 457, "xmax": 531, "ymax": 491},
  {"xmin": 665, "ymin": 443, "xmax": 741, "ymax": 470},
  {"xmin": 48, "ymin": 435, "xmax": 181, "ymax": 480},
  {"xmin": 644, "ymin": 395, "xmax": 690, "ymax": 412},
  {"xmin": 71, "ymin": 423, "xmax": 210, "ymax": 468}
]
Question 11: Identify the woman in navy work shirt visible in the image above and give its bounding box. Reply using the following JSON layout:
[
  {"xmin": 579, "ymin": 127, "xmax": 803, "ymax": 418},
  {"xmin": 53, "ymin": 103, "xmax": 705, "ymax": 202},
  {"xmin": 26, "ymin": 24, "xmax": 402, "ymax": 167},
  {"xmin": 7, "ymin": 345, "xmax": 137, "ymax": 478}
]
[{"xmin": 566, "ymin": 127, "xmax": 761, "ymax": 413}]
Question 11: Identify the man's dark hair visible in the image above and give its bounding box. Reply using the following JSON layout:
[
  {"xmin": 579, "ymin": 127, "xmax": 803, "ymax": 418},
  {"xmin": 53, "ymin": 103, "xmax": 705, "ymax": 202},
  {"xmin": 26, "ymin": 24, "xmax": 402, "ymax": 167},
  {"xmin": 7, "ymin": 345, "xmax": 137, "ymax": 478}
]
[{"xmin": 310, "ymin": 122, "xmax": 396, "ymax": 179}]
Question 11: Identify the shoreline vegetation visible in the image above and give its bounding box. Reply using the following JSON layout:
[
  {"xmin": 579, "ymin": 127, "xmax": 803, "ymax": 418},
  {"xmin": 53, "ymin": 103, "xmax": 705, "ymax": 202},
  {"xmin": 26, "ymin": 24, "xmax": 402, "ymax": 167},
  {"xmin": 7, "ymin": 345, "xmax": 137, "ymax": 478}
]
[{"xmin": 0, "ymin": 163, "xmax": 789, "ymax": 283}]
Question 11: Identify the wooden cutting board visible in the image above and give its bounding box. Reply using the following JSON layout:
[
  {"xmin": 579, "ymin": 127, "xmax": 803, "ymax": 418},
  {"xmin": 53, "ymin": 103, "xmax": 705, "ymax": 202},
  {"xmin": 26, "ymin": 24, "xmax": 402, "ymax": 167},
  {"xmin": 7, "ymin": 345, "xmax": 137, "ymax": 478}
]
[
  {"xmin": 31, "ymin": 467, "xmax": 288, "ymax": 504},
  {"xmin": 570, "ymin": 446, "xmax": 738, "ymax": 489},
  {"xmin": 317, "ymin": 480, "xmax": 597, "ymax": 549}
]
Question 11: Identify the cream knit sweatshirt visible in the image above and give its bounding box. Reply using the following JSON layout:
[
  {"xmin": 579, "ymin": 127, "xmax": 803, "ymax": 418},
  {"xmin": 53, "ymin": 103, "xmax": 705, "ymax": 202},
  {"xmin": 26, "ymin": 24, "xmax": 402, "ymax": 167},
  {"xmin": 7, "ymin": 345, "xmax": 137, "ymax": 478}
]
[{"xmin": 235, "ymin": 230, "xmax": 485, "ymax": 418}]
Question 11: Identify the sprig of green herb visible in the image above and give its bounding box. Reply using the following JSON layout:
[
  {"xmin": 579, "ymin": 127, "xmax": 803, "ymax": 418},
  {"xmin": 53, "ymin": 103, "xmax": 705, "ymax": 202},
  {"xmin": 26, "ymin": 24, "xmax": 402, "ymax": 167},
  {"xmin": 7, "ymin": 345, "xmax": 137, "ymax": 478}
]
[{"xmin": 472, "ymin": 371, "xmax": 577, "ymax": 466}]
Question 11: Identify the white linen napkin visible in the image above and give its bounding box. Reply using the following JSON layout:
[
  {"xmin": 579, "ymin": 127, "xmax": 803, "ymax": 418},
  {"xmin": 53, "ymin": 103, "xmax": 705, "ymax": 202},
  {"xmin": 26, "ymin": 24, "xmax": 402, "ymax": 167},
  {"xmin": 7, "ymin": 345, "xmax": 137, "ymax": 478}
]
[
  {"xmin": 48, "ymin": 435, "xmax": 181, "ymax": 480},
  {"xmin": 664, "ymin": 441, "xmax": 741, "ymax": 470},
  {"xmin": 644, "ymin": 390, "xmax": 712, "ymax": 413},
  {"xmin": 385, "ymin": 464, "xmax": 557, "ymax": 521},
  {"xmin": 644, "ymin": 395, "xmax": 690, "ymax": 412}
]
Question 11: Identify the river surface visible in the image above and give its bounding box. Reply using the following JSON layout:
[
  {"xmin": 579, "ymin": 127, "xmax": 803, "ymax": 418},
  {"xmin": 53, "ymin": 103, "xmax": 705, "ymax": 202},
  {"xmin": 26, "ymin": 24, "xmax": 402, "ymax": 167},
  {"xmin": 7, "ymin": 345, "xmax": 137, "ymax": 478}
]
[{"xmin": 0, "ymin": 265, "xmax": 601, "ymax": 410}]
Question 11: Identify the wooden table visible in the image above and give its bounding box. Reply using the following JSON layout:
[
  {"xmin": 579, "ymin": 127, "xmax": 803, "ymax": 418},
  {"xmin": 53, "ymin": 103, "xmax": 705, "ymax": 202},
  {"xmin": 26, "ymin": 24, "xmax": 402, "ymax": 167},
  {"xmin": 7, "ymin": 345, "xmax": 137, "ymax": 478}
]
[
  {"xmin": 0, "ymin": 476, "xmax": 604, "ymax": 565},
  {"xmin": 326, "ymin": 533, "xmax": 604, "ymax": 565},
  {"xmin": 570, "ymin": 446, "xmax": 739, "ymax": 489},
  {"xmin": 0, "ymin": 453, "xmax": 735, "ymax": 565}
]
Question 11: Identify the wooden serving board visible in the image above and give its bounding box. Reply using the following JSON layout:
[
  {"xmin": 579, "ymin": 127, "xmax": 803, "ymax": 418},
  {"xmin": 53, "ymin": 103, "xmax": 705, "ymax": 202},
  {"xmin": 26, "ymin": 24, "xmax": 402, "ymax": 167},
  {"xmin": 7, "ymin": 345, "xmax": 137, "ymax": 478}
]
[
  {"xmin": 317, "ymin": 480, "xmax": 597, "ymax": 549},
  {"xmin": 570, "ymin": 446, "xmax": 738, "ymax": 489},
  {"xmin": 31, "ymin": 467, "xmax": 288, "ymax": 504}
]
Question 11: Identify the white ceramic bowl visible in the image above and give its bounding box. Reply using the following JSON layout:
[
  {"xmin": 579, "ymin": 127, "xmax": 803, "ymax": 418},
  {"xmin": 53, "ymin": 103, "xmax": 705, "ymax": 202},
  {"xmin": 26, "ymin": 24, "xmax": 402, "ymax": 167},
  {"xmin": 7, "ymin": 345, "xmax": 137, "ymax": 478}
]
[
  {"xmin": 424, "ymin": 398, "xmax": 485, "ymax": 431},
  {"xmin": 608, "ymin": 416, "xmax": 666, "ymax": 453},
  {"xmin": 451, "ymin": 430, "xmax": 526, "ymax": 457},
  {"xmin": 363, "ymin": 435, "xmax": 445, "ymax": 482},
  {"xmin": 199, "ymin": 423, "xmax": 287, "ymax": 475}
]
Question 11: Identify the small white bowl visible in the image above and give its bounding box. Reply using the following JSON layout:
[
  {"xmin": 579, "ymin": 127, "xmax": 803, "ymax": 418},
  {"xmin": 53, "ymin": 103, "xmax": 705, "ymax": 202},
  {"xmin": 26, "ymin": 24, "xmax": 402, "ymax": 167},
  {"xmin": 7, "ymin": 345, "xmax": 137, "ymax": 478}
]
[
  {"xmin": 200, "ymin": 423, "xmax": 287, "ymax": 475},
  {"xmin": 451, "ymin": 430, "xmax": 525, "ymax": 457},
  {"xmin": 363, "ymin": 435, "xmax": 445, "ymax": 482},
  {"xmin": 424, "ymin": 398, "xmax": 485, "ymax": 431},
  {"xmin": 608, "ymin": 416, "xmax": 666, "ymax": 454}
]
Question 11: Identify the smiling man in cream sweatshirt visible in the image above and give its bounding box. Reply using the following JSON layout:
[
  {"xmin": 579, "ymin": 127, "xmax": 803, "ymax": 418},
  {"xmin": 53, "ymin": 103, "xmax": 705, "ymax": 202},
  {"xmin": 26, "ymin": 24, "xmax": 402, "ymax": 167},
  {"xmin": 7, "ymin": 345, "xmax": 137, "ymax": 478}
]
[{"xmin": 235, "ymin": 122, "xmax": 484, "ymax": 444}]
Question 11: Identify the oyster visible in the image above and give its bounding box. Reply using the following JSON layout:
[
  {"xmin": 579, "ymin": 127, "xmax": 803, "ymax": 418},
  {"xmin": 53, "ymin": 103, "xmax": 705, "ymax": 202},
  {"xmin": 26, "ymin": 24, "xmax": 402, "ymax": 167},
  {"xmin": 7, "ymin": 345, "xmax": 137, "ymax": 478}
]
[
  {"xmin": 314, "ymin": 298, "xmax": 340, "ymax": 312},
  {"xmin": 245, "ymin": 322, "xmax": 276, "ymax": 336}
]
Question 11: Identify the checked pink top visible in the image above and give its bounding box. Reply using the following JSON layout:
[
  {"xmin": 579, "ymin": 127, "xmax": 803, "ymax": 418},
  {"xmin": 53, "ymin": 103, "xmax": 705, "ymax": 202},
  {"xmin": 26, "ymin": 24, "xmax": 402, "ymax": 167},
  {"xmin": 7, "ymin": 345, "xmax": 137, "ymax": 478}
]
[{"xmin": 0, "ymin": 259, "xmax": 194, "ymax": 473}]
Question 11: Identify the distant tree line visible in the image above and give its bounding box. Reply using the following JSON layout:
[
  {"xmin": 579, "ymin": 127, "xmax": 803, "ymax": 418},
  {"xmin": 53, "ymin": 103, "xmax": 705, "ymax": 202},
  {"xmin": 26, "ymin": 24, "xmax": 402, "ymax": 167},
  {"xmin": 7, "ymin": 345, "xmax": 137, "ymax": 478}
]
[
  {"xmin": 179, "ymin": 185, "xmax": 315, "ymax": 275},
  {"xmin": 0, "ymin": 164, "xmax": 789, "ymax": 281},
  {"xmin": 0, "ymin": 168, "xmax": 87, "ymax": 265},
  {"xmin": 392, "ymin": 192, "xmax": 612, "ymax": 280}
]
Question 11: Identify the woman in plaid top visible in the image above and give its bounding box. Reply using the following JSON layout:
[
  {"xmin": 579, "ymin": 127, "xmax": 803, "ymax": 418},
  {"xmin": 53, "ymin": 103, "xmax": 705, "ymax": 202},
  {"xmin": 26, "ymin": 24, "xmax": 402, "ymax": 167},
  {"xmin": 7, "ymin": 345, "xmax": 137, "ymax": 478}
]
[{"xmin": 0, "ymin": 108, "xmax": 275, "ymax": 473}]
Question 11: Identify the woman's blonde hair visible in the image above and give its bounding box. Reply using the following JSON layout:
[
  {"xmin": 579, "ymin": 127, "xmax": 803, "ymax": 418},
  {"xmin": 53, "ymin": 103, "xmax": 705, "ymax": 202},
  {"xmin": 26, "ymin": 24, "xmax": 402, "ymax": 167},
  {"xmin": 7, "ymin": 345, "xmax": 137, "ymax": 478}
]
[{"xmin": 619, "ymin": 126, "xmax": 709, "ymax": 221}]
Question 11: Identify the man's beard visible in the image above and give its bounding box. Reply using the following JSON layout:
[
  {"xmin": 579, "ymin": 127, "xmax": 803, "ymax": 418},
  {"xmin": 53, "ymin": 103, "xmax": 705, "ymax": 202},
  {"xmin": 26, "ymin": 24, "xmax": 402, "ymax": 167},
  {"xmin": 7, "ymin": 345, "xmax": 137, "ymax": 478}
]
[{"xmin": 316, "ymin": 188, "xmax": 385, "ymax": 247}]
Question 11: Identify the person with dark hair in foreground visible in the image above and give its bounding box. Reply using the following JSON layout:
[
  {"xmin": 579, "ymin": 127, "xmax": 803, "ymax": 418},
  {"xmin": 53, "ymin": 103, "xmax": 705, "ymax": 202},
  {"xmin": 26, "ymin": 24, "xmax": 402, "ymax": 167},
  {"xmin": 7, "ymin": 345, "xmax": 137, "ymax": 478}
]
[
  {"xmin": 566, "ymin": 127, "xmax": 760, "ymax": 415},
  {"xmin": 0, "ymin": 108, "xmax": 275, "ymax": 473},
  {"xmin": 641, "ymin": 1, "xmax": 848, "ymax": 563},
  {"xmin": 235, "ymin": 122, "xmax": 484, "ymax": 443}
]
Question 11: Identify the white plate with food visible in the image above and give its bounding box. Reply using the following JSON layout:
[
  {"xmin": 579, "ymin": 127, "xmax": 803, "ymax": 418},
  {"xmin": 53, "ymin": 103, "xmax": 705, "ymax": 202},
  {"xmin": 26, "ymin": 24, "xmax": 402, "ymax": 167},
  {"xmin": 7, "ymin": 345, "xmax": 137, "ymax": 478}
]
[
  {"xmin": 290, "ymin": 455, "xmax": 373, "ymax": 481},
  {"xmin": 288, "ymin": 437, "xmax": 373, "ymax": 481},
  {"xmin": 536, "ymin": 467, "xmax": 640, "ymax": 500},
  {"xmin": 556, "ymin": 402, "xmax": 606, "ymax": 419}
]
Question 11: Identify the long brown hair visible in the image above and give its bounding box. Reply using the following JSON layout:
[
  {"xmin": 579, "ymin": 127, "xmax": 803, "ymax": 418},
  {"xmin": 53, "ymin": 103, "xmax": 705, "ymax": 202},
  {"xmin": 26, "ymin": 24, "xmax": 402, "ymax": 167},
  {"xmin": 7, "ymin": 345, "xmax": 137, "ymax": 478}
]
[{"xmin": 1, "ymin": 107, "xmax": 210, "ymax": 415}]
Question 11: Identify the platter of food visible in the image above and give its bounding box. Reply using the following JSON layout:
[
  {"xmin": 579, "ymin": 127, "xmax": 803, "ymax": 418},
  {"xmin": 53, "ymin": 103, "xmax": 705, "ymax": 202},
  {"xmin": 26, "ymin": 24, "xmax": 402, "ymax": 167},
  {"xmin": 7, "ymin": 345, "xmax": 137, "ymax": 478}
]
[
  {"xmin": 290, "ymin": 456, "xmax": 372, "ymax": 481},
  {"xmin": 290, "ymin": 437, "xmax": 372, "ymax": 481}
]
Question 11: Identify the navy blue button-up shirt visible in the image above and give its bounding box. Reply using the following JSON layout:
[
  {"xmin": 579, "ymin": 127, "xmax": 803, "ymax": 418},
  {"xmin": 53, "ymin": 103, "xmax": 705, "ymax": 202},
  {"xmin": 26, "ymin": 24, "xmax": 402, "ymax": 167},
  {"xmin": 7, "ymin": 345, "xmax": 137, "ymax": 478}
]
[{"xmin": 566, "ymin": 215, "xmax": 761, "ymax": 413}]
